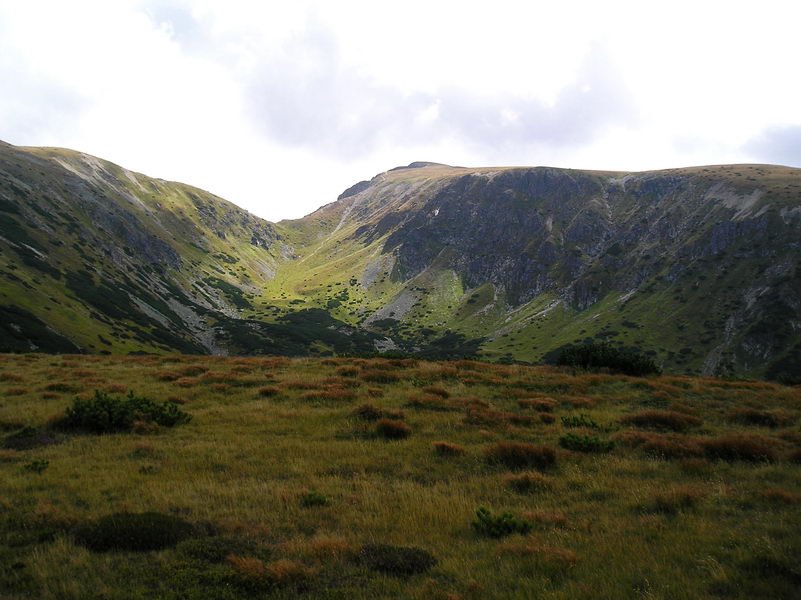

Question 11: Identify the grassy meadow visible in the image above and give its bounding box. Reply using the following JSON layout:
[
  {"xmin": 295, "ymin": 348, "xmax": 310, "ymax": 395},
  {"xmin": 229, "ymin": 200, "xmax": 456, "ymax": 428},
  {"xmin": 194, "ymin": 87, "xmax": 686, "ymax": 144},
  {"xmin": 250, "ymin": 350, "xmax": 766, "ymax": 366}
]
[{"xmin": 1, "ymin": 354, "xmax": 800, "ymax": 599}]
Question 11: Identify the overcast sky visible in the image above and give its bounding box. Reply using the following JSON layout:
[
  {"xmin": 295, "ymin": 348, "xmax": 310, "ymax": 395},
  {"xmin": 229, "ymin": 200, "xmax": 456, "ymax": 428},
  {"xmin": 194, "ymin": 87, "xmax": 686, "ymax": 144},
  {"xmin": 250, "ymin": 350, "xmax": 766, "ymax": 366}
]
[{"xmin": 1, "ymin": 1, "xmax": 800, "ymax": 221}]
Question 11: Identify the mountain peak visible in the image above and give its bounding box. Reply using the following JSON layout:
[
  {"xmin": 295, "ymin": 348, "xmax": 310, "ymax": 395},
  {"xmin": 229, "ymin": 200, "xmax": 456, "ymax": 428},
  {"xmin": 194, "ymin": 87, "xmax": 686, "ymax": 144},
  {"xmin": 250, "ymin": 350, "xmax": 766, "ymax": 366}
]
[{"xmin": 388, "ymin": 161, "xmax": 454, "ymax": 172}]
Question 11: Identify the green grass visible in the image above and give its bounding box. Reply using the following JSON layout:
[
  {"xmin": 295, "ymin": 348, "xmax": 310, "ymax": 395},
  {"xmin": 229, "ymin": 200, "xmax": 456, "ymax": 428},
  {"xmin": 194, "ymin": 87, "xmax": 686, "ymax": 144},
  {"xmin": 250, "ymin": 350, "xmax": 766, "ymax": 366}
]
[{"xmin": 1, "ymin": 354, "xmax": 800, "ymax": 598}]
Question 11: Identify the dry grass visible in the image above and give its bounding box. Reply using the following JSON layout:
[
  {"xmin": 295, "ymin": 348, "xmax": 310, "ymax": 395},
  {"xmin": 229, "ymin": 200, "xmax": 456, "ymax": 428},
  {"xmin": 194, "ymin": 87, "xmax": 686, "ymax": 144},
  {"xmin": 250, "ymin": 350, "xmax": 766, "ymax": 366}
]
[
  {"xmin": 432, "ymin": 441, "xmax": 466, "ymax": 457},
  {"xmin": 484, "ymin": 442, "xmax": 556, "ymax": 470},
  {"xmin": 503, "ymin": 471, "xmax": 552, "ymax": 494},
  {"xmin": 620, "ymin": 410, "xmax": 703, "ymax": 432}
]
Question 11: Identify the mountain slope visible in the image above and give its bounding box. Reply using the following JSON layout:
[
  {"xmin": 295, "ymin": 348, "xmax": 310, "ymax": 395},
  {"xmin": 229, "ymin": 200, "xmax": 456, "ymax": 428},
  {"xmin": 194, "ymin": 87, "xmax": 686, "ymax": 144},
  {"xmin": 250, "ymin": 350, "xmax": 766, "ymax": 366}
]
[
  {"xmin": 275, "ymin": 162, "xmax": 801, "ymax": 378},
  {"xmin": 2, "ymin": 141, "xmax": 801, "ymax": 378},
  {"xmin": 0, "ymin": 143, "xmax": 379, "ymax": 356}
]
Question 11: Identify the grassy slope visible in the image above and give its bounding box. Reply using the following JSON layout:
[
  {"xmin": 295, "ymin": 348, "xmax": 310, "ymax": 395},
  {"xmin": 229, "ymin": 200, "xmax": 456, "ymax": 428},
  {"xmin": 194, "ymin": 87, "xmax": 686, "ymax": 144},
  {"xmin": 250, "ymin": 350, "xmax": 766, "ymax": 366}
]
[{"xmin": 1, "ymin": 355, "xmax": 800, "ymax": 599}]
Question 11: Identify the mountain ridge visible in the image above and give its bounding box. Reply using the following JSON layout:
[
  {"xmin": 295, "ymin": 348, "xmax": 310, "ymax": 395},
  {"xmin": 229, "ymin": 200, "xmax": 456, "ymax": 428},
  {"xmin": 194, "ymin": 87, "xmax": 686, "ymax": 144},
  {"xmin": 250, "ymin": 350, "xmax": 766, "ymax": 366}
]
[{"xmin": 1, "ymin": 139, "xmax": 800, "ymax": 379}]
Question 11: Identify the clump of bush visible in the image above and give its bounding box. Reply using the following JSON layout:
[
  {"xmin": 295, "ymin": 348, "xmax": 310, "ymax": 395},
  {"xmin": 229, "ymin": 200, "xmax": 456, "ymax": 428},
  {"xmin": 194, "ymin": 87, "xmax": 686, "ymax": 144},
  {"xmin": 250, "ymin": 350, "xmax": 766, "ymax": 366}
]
[
  {"xmin": 503, "ymin": 471, "xmax": 552, "ymax": 494},
  {"xmin": 556, "ymin": 343, "xmax": 660, "ymax": 376},
  {"xmin": 485, "ymin": 442, "xmax": 556, "ymax": 470},
  {"xmin": 300, "ymin": 491, "xmax": 329, "ymax": 508},
  {"xmin": 358, "ymin": 543, "xmax": 436, "ymax": 576},
  {"xmin": 472, "ymin": 507, "xmax": 532, "ymax": 538},
  {"xmin": 3, "ymin": 426, "xmax": 60, "ymax": 450},
  {"xmin": 375, "ymin": 419, "xmax": 411, "ymax": 440},
  {"xmin": 432, "ymin": 441, "xmax": 466, "ymax": 456},
  {"xmin": 559, "ymin": 433, "xmax": 615, "ymax": 453},
  {"xmin": 58, "ymin": 391, "xmax": 191, "ymax": 433},
  {"xmin": 73, "ymin": 512, "xmax": 195, "ymax": 552},
  {"xmin": 620, "ymin": 410, "xmax": 702, "ymax": 432},
  {"xmin": 561, "ymin": 414, "xmax": 600, "ymax": 429}
]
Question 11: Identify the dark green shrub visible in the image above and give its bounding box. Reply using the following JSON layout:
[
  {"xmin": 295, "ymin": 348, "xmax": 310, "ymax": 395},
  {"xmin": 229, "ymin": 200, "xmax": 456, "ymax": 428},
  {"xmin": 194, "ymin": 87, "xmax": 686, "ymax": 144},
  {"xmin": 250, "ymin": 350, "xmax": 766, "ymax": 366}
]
[
  {"xmin": 3, "ymin": 426, "xmax": 59, "ymax": 450},
  {"xmin": 73, "ymin": 512, "xmax": 195, "ymax": 552},
  {"xmin": 484, "ymin": 442, "xmax": 556, "ymax": 470},
  {"xmin": 375, "ymin": 418, "xmax": 411, "ymax": 440},
  {"xmin": 300, "ymin": 491, "xmax": 329, "ymax": 508},
  {"xmin": 59, "ymin": 391, "xmax": 191, "ymax": 433},
  {"xmin": 561, "ymin": 414, "xmax": 600, "ymax": 429},
  {"xmin": 472, "ymin": 507, "xmax": 532, "ymax": 538},
  {"xmin": 559, "ymin": 433, "xmax": 615, "ymax": 453},
  {"xmin": 352, "ymin": 403, "xmax": 384, "ymax": 421},
  {"xmin": 22, "ymin": 459, "xmax": 49, "ymax": 474},
  {"xmin": 556, "ymin": 343, "xmax": 660, "ymax": 376},
  {"xmin": 358, "ymin": 544, "xmax": 436, "ymax": 576}
]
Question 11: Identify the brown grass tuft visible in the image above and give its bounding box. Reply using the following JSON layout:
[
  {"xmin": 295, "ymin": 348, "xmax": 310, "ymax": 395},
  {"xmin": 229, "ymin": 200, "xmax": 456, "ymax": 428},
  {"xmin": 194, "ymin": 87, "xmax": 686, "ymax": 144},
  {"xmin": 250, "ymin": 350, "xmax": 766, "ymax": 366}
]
[
  {"xmin": 518, "ymin": 397, "xmax": 557, "ymax": 412},
  {"xmin": 701, "ymin": 434, "xmax": 781, "ymax": 462},
  {"xmin": 614, "ymin": 431, "xmax": 704, "ymax": 459},
  {"xmin": 643, "ymin": 486, "xmax": 705, "ymax": 515},
  {"xmin": 359, "ymin": 370, "xmax": 400, "ymax": 384},
  {"xmin": 728, "ymin": 408, "xmax": 792, "ymax": 428},
  {"xmin": 497, "ymin": 539, "xmax": 578, "ymax": 570},
  {"xmin": 620, "ymin": 410, "xmax": 702, "ymax": 432},
  {"xmin": 376, "ymin": 419, "xmax": 411, "ymax": 439},
  {"xmin": 266, "ymin": 559, "xmax": 316, "ymax": 584},
  {"xmin": 485, "ymin": 442, "xmax": 556, "ymax": 470},
  {"xmin": 432, "ymin": 441, "xmax": 466, "ymax": 456},
  {"xmin": 760, "ymin": 488, "xmax": 801, "ymax": 505},
  {"xmin": 423, "ymin": 385, "xmax": 450, "ymax": 398},
  {"xmin": 503, "ymin": 471, "xmax": 552, "ymax": 494}
]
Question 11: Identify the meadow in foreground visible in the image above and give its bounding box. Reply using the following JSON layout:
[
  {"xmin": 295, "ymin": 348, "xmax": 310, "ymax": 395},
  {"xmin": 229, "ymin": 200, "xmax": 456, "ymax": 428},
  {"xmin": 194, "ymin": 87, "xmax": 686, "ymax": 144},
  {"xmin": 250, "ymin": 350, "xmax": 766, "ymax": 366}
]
[{"xmin": 1, "ymin": 354, "xmax": 800, "ymax": 599}]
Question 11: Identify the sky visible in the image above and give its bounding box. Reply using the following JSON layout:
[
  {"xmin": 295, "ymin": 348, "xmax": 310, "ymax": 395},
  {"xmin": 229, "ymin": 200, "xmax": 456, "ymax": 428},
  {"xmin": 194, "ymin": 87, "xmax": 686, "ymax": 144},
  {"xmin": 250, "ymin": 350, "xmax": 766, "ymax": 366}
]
[{"xmin": 1, "ymin": 0, "xmax": 800, "ymax": 221}]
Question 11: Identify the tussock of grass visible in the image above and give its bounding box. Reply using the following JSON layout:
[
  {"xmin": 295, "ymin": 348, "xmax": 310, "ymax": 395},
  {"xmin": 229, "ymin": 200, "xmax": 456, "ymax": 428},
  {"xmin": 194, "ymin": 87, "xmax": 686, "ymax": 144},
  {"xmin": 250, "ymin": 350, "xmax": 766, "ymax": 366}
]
[
  {"xmin": 485, "ymin": 442, "xmax": 556, "ymax": 470},
  {"xmin": 620, "ymin": 410, "xmax": 702, "ymax": 432}
]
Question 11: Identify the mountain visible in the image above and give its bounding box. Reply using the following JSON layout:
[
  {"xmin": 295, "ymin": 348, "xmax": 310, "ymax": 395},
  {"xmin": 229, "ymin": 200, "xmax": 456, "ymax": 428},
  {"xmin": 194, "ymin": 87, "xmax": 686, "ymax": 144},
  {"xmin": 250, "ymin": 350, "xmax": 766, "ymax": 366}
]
[{"xmin": 1, "ymin": 142, "xmax": 800, "ymax": 379}]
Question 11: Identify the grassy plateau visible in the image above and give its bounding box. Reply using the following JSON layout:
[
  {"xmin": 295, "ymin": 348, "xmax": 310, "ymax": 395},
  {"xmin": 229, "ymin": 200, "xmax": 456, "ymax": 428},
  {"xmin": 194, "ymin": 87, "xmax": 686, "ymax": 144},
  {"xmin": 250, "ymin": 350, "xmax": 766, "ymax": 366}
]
[{"xmin": 1, "ymin": 355, "xmax": 800, "ymax": 599}]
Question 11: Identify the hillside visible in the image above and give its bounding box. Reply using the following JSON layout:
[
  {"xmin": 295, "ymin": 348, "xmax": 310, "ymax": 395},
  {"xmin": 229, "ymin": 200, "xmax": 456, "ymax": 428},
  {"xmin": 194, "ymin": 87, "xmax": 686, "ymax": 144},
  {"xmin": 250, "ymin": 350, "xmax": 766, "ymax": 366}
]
[
  {"xmin": 2, "ymin": 141, "xmax": 801, "ymax": 378},
  {"xmin": 276, "ymin": 162, "xmax": 801, "ymax": 379}
]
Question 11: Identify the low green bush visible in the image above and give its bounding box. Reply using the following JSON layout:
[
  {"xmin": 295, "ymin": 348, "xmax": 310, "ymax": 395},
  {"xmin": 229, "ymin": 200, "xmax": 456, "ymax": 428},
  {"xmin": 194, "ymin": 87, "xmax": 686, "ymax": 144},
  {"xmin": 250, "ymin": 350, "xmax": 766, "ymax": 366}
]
[
  {"xmin": 73, "ymin": 512, "xmax": 195, "ymax": 552},
  {"xmin": 472, "ymin": 507, "xmax": 532, "ymax": 538},
  {"xmin": 300, "ymin": 491, "xmax": 329, "ymax": 508},
  {"xmin": 358, "ymin": 544, "xmax": 436, "ymax": 576},
  {"xmin": 561, "ymin": 414, "xmax": 600, "ymax": 429},
  {"xmin": 559, "ymin": 433, "xmax": 615, "ymax": 453},
  {"xmin": 556, "ymin": 343, "xmax": 660, "ymax": 376},
  {"xmin": 59, "ymin": 391, "xmax": 191, "ymax": 433}
]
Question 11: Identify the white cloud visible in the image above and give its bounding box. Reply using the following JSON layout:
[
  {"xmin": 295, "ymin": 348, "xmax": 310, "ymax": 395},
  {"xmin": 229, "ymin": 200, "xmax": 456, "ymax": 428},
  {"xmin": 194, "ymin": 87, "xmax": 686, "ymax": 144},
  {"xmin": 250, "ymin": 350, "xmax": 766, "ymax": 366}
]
[{"xmin": 0, "ymin": 0, "xmax": 800, "ymax": 221}]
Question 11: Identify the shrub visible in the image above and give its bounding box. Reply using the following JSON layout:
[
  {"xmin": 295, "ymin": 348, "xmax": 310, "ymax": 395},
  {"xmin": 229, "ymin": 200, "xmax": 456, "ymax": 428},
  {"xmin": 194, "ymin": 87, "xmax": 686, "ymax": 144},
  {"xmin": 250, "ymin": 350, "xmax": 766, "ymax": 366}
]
[
  {"xmin": 432, "ymin": 441, "xmax": 466, "ymax": 456},
  {"xmin": 358, "ymin": 544, "xmax": 436, "ymax": 576},
  {"xmin": 58, "ymin": 390, "xmax": 191, "ymax": 433},
  {"xmin": 561, "ymin": 414, "xmax": 600, "ymax": 429},
  {"xmin": 556, "ymin": 343, "xmax": 660, "ymax": 376},
  {"xmin": 620, "ymin": 410, "xmax": 702, "ymax": 432},
  {"xmin": 23, "ymin": 459, "xmax": 49, "ymax": 474},
  {"xmin": 760, "ymin": 489, "xmax": 801, "ymax": 505},
  {"xmin": 73, "ymin": 512, "xmax": 195, "ymax": 551},
  {"xmin": 375, "ymin": 419, "xmax": 411, "ymax": 440},
  {"xmin": 472, "ymin": 507, "xmax": 532, "ymax": 538},
  {"xmin": 503, "ymin": 471, "xmax": 551, "ymax": 494},
  {"xmin": 485, "ymin": 442, "xmax": 556, "ymax": 470},
  {"xmin": 701, "ymin": 434, "xmax": 780, "ymax": 463},
  {"xmin": 300, "ymin": 491, "xmax": 329, "ymax": 508},
  {"xmin": 539, "ymin": 412, "xmax": 556, "ymax": 424},
  {"xmin": 559, "ymin": 433, "xmax": 614, "ymax": 453},
  {"xmin": 3, "ymin": 426, "xmax": 60, "ymax": 450}
]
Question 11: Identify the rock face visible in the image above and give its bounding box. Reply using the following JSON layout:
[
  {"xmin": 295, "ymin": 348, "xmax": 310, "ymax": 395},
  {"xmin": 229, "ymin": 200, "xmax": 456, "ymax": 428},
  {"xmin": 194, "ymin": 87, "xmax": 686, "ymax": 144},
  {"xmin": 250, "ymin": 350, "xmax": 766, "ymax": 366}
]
[{"xmin": 2, "ymin": 141, "xmax": 801, "ymax": 379}]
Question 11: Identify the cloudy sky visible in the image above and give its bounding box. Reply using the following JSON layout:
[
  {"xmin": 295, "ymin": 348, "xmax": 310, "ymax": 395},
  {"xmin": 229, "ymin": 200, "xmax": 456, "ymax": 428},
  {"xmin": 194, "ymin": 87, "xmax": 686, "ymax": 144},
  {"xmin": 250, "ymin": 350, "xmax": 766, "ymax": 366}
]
[{"xmin": 1, "ymin": 1, "xmax": 800, "ymax": 221}]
